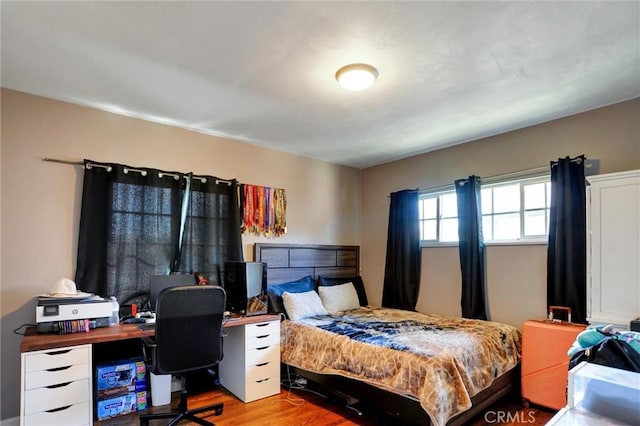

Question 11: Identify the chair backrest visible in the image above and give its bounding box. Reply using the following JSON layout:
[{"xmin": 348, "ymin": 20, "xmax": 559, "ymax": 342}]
[
  {"xmin": 154, "ymin": 285, "xmax": 226, "ymax": 375},
  {"xmin": 149, "ymin": 274, "xmax": 196, "ymax": 312}
]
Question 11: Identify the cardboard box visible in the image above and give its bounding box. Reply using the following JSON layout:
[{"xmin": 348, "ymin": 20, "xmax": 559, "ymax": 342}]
[
  {"xmin": 96, "ymin": 392, "xmax": 137, "ymax": 421},
  {"xmin": 136, "ymin": 391, "xmax": 148, "ymax": 411},
  {"xmin": 96, "ymin": 360, "xmax": 136, "ymax": 399},
  {"xmin": 96, "ymin": 357, "xmax": 148, "ymax": 414},
  {"xmin": 134, "ymin": 359, "xmax": 147, "ymax": 393}
]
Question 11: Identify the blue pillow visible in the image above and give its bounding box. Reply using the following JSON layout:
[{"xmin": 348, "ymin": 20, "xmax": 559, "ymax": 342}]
[{"xmin": 267, "ymin": 275, "xmax": 315, "ymax": 316}]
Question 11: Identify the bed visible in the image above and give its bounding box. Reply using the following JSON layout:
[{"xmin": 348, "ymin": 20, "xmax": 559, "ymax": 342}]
[{"xmin": 254, "ymin": 243, "xmax": 522, "ymax": 426}]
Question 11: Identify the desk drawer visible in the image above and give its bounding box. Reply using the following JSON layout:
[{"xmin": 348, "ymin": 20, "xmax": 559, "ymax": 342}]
[
  {"xmin": 247, "ymin": 332, "xmax": 279, "ymax": 350},
  {"xmin": 246, "ymin": 360, "xmax": 279, "ymax": 383},
  {"xmin": 25, "ymin": 363, "xmax": 90, "ymax": 391},
  {"xmin": 23, "ymin": 379, "xmax": 90, "ymax": 415},
  {"xmin": 23, "ymin": 401, "xmax": 90, "ymax": 426},
  {"xmin": 245, "ymin": 375, "xmax": 280, "ymax": 402},
  {"xmin": 246, "ymin": 344, "xmax": 279, "ymax": 367},
  {"xmin": 24, "ymin": 346, "xmax": 90, "ymax": 373},
  {"xmin": 246, "ymin": 321, "xmax": 279, "ymax": 338}
]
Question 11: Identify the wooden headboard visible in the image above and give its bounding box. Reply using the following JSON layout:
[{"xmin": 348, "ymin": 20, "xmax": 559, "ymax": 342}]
[{"xmin": 254, "ymin": 243, "xmax": 360, "ymax": 286}]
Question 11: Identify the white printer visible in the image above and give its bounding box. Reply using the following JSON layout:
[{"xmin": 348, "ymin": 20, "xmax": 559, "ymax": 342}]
[{"xmin": 36, "ymin": 295, "xmax": 113, "ymax": 333}]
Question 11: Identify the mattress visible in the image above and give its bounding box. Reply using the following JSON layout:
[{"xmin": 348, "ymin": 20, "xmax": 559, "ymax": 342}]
[{"xmin": 281, "ymin": 306, "xmax": 521, "ymax": 426}]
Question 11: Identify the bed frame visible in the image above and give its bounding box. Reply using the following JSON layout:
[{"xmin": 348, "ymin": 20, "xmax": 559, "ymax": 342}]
[
  {"xmin": 254, "ymin": 243, "xmax": 518, "ymax": 425},
  {"xmin": 254, "ymin": 243, "xmax": 360, "ymax": 284}
]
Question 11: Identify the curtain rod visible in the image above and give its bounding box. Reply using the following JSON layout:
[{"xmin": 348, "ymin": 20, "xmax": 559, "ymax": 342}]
[
  {"xmin": 41, "ymin": 157, "xmax": 233, "ymax": 185},
  {"xmin": 42, "ymin": 157, "xmax": 83, "ymax": 166},
  {"xmin": 419, "ymin": 165, "xmax": 550, "ymax": 194},
  {"xmin": 418, "ymin": 158, "xmax": 598, "ymax": 194}
]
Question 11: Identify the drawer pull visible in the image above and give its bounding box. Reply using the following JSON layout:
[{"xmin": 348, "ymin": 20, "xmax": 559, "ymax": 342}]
[
  {"xmin": 46, "ymin": 366, "xmax": 71, "ymax": 372},
  {"xmin": 256, "ymin": 346, "xmax": 269, "ymax": 351},
  {"xmin": 256, "ymin": 323, "xmax": 270, "ymax": 327},
  {"xmin": 255, "ymin": 362, "xmax": 269, "ymax": 367},
  {"xmin": 256, "ymin": 335, "xmax": 269, "ymax": 339},
  {"xmin": 46, "ymin": 349, "xmax": 72, "ymax": 356},
  {"xmin": 256, "ymin": 378, "xmax": 270, "ymax": 383},
  {"xmin": 46, "ymin": 405, "xmax": 72, "ymax": 413},
  {"xmin": 46, "ymin": 381, "xmax": 71, "ymax": 389}
]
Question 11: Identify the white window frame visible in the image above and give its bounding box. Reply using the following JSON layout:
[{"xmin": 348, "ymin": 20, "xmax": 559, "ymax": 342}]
[{"xmin": 419, "ymin": 175, "xmax": 551, "ymax": 247}]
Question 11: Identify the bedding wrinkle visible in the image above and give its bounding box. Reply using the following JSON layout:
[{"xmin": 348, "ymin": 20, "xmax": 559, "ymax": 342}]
[{"xmin": 281, "ymin": 306, "xmax": 521, "ymax": 426}]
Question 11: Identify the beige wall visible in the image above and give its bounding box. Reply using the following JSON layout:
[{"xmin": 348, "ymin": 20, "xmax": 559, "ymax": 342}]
[
  {"xmin": 362, "ymin": 98, "xmax": 640, "ymax": 328},
  {"xmin": 0, "ymin": 89, "xmax": 361, "ymax": 420},
  {"xmin": 2, "ymin": 88, "xmax": 639, "ymax": 421}
]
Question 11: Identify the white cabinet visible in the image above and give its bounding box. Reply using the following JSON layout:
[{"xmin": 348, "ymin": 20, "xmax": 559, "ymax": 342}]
[
  {"xmin": 587, "ymin": 169, "xmax": 640, "ymax": 329},
  {"xmin": 219, "ymin": 319, "xmax": 280, "ymax": 402},
  {"xmin": 20, "ymin": 344, "xmax": 93, "ymax": 426}
]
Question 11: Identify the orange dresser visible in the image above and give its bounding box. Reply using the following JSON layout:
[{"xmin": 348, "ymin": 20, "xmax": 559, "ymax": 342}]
[{"xmin": 521, "ymin": 319, "xmax": 586, "ymax": 410}]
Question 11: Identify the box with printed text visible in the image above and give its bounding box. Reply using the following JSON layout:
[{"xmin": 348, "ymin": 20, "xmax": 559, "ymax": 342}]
[
  {"xmin": 96, "ymin": 392, "xmax": 137, "ymax": 421},
  {"xmin": 96, "ymin": 360, "xmax": 136, "ymax": 399}
]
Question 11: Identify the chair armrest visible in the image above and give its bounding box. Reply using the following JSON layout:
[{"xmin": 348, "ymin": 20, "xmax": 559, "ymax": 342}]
[
  {"xmin": 141, "ymin": 336, "xmax": 158, "ymax": 370},
  {"xmin": 141, "ymin": 336, "xmax": 157, "ymax": 348}
]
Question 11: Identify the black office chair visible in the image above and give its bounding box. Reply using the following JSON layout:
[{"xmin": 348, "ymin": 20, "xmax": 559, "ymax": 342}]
[{"xmin": 140, "ymin": 285, "xmax": 226, "ymax": 426}]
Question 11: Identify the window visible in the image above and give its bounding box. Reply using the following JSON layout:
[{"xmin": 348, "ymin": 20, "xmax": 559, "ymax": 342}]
[
  {"xmin": 75, "ymin": 161, "xmax": 242, "ymax": 309},
  {"xmin": 419, "ymin": 176, "xmax": 551, "ymax": 245}
]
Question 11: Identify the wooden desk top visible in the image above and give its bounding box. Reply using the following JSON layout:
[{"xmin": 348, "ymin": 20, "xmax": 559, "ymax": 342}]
[{"xmin": 21, "ymin": 314, "xmax": 281, "ymax": 353}]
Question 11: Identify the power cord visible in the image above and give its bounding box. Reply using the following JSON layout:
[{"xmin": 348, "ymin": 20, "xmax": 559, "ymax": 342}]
[
  {"xmin": 276, "ymin": 315, "xmax": 329, "ymax": 406},
  {"xmin": 281, "ymin": 364, "xmax": 331, "ymax": 399},
  {"xmin": 280, "ymin": 366, "xmax": 364, "ymax": 414},
  {"xmin": 13, "ymin": 324, "xmax": 36, "ymax": 335},
  {"xmin": 277, "ymin": 363, "xmax": 306, "ymax": 406}
]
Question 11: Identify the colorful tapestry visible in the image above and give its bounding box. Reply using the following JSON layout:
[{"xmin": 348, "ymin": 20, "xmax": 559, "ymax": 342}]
[{"xmin": 240, "ymin": 184, "xmax": 286, "ymax": 237}]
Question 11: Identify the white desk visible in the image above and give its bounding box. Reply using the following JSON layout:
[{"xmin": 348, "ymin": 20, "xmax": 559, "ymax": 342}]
[{"xmin": 20, "ymin": 315, "xmax": 281, "ymax": 426}]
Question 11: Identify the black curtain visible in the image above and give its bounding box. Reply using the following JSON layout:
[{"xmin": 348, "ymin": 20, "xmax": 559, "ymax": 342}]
[
  {"xmin": 547, "ymin": 155, "xmax": 587, "ymax": 324},
  {"xmin": 75, "ymin": 160, "xmax": 185, "ymax": 307},
  {"xmin": 177, "ymin": 176, "xmax": 243, "ymax": 286},
  {"xmin": 382, "ymin": 189, "xmax": 421, "ymax": 310},
  {"xmin": 75, "ymin": 160, "xmax": 243, "ymax": 309},
  {"xmin": 455, "ymin": 175, "xmax": 488, "ymax": 320}
]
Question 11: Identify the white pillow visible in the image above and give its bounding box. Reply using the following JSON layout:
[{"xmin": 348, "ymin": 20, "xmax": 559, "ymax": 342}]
[
  {"xmin": 282, "ymin": 290, "xmax": 328, "ymax": 321},
  {"xmin": 318, "ymin": 282, "xmax": 360, "ymax": 313}
]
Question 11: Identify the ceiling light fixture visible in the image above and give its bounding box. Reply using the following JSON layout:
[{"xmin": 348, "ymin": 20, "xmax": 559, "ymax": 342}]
[{"xmin": 335, "ymin": 63, "xmax": 378, "ymax": 91}]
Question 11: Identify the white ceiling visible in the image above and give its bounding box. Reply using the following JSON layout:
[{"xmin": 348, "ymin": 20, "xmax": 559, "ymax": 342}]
[{"xmin": 2, "ymin": 1, "xmax": 639, "ymax": 169}]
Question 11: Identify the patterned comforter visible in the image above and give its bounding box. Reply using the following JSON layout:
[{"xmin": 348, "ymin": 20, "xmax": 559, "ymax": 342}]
[{"xmin": 281, "ymin": 306, "xmax": 521, "ymax": 426}]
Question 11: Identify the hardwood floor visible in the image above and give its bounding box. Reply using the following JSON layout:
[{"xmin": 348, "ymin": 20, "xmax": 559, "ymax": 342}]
[{"xmin": 97, "ymin": 383, "xmax": 556, "ymax": 426}]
